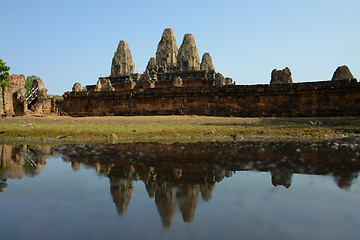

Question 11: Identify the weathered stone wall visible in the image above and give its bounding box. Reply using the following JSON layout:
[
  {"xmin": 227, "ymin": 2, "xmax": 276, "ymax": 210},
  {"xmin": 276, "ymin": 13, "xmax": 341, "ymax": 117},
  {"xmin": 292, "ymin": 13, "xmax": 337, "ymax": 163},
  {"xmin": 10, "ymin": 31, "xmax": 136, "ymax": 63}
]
[
  {"xmin": 0, "ymin": 86, "xmax": 3, "ymax": 115},
  {"xmin": 26, "ymin": 79, "xmax": 62, "ymax": 116},
  {"xmin": 62, "ymin": 80, "xmax": 360, "ymax": 117},
  {"xmin": 2, "ymin": 74, "xmax": 27, "ymax": 116}
]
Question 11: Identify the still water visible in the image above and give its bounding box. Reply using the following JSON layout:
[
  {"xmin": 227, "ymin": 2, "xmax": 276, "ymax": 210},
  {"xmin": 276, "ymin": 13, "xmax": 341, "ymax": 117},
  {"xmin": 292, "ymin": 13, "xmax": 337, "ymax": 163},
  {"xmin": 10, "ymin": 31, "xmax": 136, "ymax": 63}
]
[{"xmin": 1, "ymin": 141, "xmax": 360, "ymax": 240}]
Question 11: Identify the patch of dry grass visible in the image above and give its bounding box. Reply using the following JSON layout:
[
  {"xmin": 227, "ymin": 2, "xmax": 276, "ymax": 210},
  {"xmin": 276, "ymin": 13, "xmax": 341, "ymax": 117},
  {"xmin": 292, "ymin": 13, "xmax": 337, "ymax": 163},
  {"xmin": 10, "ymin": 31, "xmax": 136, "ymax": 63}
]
[{"xmin": 0, "ymin": 118, "xmax": 357, "ymax": 144}]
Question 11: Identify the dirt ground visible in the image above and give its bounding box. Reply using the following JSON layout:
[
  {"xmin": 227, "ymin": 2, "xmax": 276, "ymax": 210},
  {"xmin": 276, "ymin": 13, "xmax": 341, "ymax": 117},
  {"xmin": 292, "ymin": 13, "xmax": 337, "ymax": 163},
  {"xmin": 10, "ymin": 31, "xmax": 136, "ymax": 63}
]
[{"xmin": 1, "ymin": 115, "xmax": 360, "ymax": 126}]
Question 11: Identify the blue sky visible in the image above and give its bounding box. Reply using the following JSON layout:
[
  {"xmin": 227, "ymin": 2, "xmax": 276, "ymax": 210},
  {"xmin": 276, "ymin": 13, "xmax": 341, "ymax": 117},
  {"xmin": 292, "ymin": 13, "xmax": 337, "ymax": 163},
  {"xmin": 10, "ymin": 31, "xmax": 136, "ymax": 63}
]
[{"xmin": 1, "ymin": 0, "xmax": 359, "ymax": 95}]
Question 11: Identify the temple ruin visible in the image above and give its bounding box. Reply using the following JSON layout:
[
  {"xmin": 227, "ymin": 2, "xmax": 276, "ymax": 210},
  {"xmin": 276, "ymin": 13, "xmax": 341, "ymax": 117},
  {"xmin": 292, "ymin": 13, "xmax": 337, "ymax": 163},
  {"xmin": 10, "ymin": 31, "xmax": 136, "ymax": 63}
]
[
  {"xmin": 2, "ymin": 28, "xmax": 359, "ymax": 117},
  {"xmin": 84, "ymin": 28, "xmax": 231, "ymax": 92},
  {"xmin": 0, "ymin": 75, "xmax": 62, "ymax": 117},
  {"xmin": 63, "ymin": 30, "xmax": 359, "ymax": 118}
]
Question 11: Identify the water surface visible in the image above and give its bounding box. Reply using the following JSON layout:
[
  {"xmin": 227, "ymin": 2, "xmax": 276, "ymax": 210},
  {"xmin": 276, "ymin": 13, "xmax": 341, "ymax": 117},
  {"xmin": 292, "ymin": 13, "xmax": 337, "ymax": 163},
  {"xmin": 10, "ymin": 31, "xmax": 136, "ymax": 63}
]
[{"xmin": 1, "ymin": 141, "xmax": 360, "ymax": 239}]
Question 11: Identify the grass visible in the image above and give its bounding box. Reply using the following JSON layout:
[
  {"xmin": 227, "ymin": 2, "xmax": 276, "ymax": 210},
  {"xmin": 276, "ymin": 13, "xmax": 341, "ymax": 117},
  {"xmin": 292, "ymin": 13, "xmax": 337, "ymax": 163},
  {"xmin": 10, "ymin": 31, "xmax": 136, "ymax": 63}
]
[{"xmin": 0, "ymin": 121, "xmax": 357, "ymax": 145}]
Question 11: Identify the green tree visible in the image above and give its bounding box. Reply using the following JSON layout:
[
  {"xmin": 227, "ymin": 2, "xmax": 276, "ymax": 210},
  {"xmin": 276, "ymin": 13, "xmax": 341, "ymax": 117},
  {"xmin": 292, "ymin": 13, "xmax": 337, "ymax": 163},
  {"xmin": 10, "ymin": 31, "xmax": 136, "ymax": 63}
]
[
  {"xmin": 0, "ymin": 59, "xmax": 10, "ymax": 88},
  {"xmin": 82, "ymin": 86, "xmax": 87, "ymax": 92},
  {"xmin": 25, "ymin": 75, "xmax": 41, "ymax": 94}
]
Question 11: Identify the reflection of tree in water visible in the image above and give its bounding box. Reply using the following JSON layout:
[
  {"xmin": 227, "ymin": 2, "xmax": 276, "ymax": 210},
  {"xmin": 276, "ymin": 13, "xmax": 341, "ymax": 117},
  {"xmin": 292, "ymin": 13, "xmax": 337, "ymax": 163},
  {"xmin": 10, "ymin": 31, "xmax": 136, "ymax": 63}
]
[
  {"xmin": 0, "ymin": 180, "xmax": 7, "ymax": 192},
  {"xmin": 0, "ymin": 167, "xmax": 7, "ymax": 192}
]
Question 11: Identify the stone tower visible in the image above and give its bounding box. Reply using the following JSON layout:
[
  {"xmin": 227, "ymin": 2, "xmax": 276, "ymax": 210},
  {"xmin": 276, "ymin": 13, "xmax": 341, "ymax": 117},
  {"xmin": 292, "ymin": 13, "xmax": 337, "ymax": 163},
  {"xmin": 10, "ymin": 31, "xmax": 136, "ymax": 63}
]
[
  {"xmin": 111, "ymin": 40, "xmax": 135, "ymax": 77},
  {"xmin": 270, "ymin": 67, "xmax": 293, "ymax": 85},
  {"xmin": 156, "ymin": 28, "xmax": 178, "ymax": 71},
  {"xmin": 331, "ymin": 65, "xmax": 354, "ymax": 82},
  {"xmin": 145, "ymin": 57, "xmax": 158, "ymax": 74},
  {"xmin": 177, "ymin": 34, "xmax": 201, "ymax": 71},
  {"xmin": 200, "ymin": 53, "xmax": 215, "ymax": 72}
]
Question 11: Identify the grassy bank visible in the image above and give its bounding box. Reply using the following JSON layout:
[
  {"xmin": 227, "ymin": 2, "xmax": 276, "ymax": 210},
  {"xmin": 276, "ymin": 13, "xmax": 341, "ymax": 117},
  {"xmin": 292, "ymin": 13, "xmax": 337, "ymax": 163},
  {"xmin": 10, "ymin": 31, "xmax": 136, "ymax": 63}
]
[{"xmin": 1, "ymin": 116, "xmax": 359, "ymax": 144}]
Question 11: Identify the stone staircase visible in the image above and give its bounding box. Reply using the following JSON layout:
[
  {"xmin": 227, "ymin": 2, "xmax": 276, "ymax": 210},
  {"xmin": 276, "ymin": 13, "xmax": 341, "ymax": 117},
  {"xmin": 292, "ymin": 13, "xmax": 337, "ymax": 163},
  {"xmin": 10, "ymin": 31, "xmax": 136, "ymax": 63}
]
[{"xmin": 25, "ymin": 86, "xmax": 39, "ymax": 105}]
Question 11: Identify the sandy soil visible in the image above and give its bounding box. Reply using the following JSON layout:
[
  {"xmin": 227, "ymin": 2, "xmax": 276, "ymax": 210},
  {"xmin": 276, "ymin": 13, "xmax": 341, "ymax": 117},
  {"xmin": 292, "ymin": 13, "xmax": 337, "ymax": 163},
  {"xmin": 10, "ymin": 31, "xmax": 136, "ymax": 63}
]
[{"xmin": 1, "ymin": 115, "xmax": 360, "ymax": 126}]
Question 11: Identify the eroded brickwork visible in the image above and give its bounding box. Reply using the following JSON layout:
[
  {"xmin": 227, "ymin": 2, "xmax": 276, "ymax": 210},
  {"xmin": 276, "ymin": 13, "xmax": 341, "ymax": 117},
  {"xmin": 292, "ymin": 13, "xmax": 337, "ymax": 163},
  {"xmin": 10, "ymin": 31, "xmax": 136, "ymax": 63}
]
[{"xmin": 63, "ymin": 80, "xmax": 360, "ymax": 117}]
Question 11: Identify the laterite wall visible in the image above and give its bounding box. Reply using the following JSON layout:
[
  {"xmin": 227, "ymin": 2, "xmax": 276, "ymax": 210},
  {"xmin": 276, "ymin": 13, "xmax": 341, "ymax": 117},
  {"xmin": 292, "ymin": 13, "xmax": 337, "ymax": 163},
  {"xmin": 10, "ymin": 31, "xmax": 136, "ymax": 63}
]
[{"xmin": 62, "ymin": 80, "xmax": 360, "ymax": 117}]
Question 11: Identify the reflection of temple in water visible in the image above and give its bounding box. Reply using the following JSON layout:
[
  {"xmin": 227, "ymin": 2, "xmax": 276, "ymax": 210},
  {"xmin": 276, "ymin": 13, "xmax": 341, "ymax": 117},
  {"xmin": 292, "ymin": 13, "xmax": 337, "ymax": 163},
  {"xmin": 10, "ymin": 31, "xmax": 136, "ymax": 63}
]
[
  {"xmin": 1, "ymin": 141, "xmax": 360, "ymax": 227},
  {"xmin": 110, "ymin": 178, "xmax": 134, "ymax": 215},
  {"xmin": 105, "ymin": 160, "xmax": 220, "ymax": 227},
  {"xmin": 57, "ymin": 142, "xmax": 360, "ymax": 227}
]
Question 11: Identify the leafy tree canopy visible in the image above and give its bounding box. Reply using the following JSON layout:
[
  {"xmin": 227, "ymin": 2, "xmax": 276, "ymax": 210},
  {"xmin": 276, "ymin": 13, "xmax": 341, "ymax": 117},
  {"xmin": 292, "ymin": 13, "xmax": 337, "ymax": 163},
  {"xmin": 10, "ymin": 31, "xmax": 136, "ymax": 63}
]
[
  {"xmin": 25, "ymin": 75, "xmax": 41, "ymax": 94},
  {"xmin": 0, "ymin": 59, "xmax": 11, "ymax": 88}
]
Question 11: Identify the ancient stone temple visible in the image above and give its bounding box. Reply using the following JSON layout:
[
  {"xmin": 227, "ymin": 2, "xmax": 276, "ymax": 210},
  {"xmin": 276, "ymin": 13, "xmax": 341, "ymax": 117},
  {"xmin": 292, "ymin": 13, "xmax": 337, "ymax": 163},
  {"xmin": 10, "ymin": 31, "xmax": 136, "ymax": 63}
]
[
  {"xmin": 111, "ymin": 40, "xmax": 135, "ymax": 77},
  {"xmin": 84, "ymin": 28, "xmax": 231, "ymax": 91},
  {"xmin": 62, "ymin": 30, "xmax": 360, "ymax": 118}
]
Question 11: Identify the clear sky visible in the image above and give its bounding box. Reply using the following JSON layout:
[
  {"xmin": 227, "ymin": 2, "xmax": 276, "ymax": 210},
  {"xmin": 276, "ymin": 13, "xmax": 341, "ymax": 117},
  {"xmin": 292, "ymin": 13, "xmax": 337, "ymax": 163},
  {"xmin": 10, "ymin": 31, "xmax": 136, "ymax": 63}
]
[{"xmin": 1, "ymin": 0, "xmax": 359, "ymax": 95}]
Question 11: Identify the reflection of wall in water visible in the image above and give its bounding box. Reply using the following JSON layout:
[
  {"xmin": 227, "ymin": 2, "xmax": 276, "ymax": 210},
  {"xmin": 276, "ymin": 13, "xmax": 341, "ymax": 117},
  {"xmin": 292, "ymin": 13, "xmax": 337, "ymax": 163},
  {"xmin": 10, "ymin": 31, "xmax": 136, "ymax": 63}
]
[
  {"xmin": 0, "ymin": 145, "xmax": 50, "ymax": 181},
  {"xmin": 270, "ymin": 167, "xmax": 293, "ymax": 188}
]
